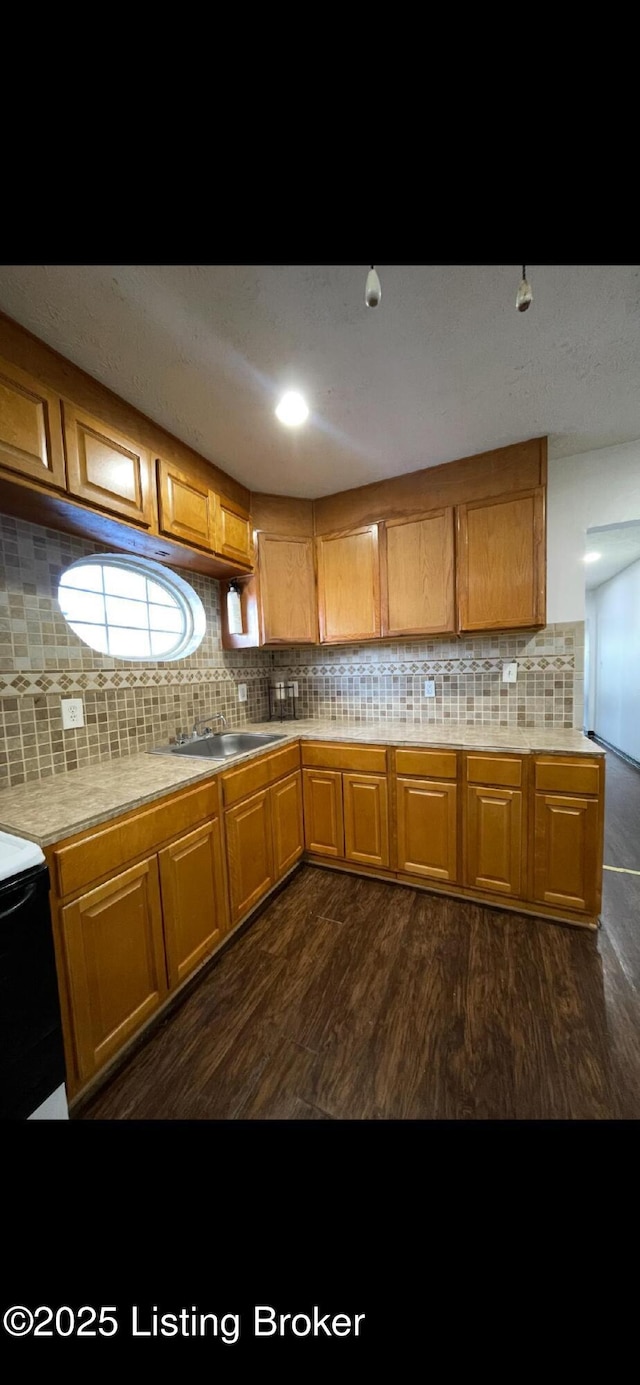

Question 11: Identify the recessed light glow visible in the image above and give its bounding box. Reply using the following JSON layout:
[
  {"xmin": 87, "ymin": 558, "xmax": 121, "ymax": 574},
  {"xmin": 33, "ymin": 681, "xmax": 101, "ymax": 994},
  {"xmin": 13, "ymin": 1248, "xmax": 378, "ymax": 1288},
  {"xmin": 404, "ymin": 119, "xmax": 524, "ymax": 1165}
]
[
  {"xmin": 584, "ymin": 552, "xmax": 601, "ymax": 564},
  {"xmin": 275, "ymin": 391, "xmax": 309, "ymax": 427}
]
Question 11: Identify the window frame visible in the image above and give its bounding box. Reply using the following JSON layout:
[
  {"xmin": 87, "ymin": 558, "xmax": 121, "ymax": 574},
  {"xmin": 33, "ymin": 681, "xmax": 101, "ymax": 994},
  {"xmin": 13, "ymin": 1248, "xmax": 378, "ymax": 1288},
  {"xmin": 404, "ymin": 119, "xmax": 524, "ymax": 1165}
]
[{"xmin": 57, "ymin": 553, "xmax": 206, "ymax": 662}]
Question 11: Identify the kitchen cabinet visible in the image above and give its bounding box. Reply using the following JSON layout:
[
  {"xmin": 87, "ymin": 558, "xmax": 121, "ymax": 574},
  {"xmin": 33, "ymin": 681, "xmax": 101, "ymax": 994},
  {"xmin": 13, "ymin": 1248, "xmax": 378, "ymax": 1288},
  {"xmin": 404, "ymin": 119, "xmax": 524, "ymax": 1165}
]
[
  {"xmin": 457, "ymin": 487, "xmax": 546, "ymax": 631},
  {"xmin": 215, "ymin": 493, "xmax": 253, "ymax": 566},
  {"xmin": 271, "ymin": 770, "xmax": 305, "ymax": 880},
  {"xmin": 158, "ymin": 819, "xmax": 228, "ymax": 987},
  {"xmin": 302, "ymin": 768, "xmax": 345, "ymax": 857},
  {"xmin": 316, "ymin": 525, "xmax": 381, "ymax": 643},
  {"xmin": 61, "ymin": 856, "xmax": 167, "ymax": 1084},
  {"xmin": 62, "ymin": 401, "xmax": 154, "ymax": 527},
  {"xmin": 465, "ymin": 785, "xmax": 524, "ymax": 897},
  {"xmin": 156, "ymin": 457, "xmax": 217, "ymax": 552},
  {"xmin": 381, "ymin": 508, "xmax": 455, "ymax": 636},
  {"xmin": 225, "ymin": 788, "xmax": 275, "ymax": 923},
  {"xmin": 342, "ymin": 772, "xmax": 389, "ymax": 869},
  {"xmin": 0, "ymin": 355, "xmax": 66, "ymax": 489},
  {"xmin": 222, "ymin": 746, "xmax": 303, "ymax": 923},
  {"xmin": 257, "ymin": 533, "xmax": 317, "ymax": 644},
  {"xmin": 395, "ymin": 777, "xmax": 458, "ymax": 882},
  {"xmin": 532, "ymin": 756, "xmax": 603, "ymax": 915}
]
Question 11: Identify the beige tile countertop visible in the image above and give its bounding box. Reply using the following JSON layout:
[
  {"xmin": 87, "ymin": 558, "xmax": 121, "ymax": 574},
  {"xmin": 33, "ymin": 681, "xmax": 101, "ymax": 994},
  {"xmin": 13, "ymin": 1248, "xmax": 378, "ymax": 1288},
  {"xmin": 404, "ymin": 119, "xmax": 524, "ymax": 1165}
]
[{"xmin": 0, "ymin": 718, "xmax": 603, "ymax": 848}]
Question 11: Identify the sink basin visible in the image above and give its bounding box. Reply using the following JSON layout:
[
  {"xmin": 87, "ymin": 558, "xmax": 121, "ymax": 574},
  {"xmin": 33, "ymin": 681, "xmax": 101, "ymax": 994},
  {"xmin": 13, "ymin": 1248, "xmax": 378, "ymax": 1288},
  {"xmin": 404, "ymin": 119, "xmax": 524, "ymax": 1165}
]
[{"xmin": 149, "ymin": 731, "xmax": 289, "ymax": 761}]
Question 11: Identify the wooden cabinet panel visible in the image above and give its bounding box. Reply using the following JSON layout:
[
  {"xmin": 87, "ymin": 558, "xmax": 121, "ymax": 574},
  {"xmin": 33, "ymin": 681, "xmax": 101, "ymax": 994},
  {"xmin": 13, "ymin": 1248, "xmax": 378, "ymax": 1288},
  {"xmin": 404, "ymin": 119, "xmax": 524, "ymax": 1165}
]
[
  {"xmin": 271, "ymin": 771, "xmax": 304, "ymax": 880},
  {"xmin": 381, "ymin": 508, "xmax": 455, "ymax": 636},
  {"xmin": 258, "ymin": 533, "xmax": 317, "ymax": 644},
  {"xmin": 316, "ymin": 525, "xmax": 381, "ymax": 643},
  {"xmin": 457, "ymin": 487, "xmax": 545, "ymax": 631},
  {"xmin": 216, "ymin": 494, "xmax": 252, "ymax": 566},
  {"xmin": 394, "ymin": 748, "xmax": 457, "ymax": 779},
  {"xmin": 61, "ymin": 857, "xmax": 167, "ymax": 1082},
  {"xmin": 0, "ymin": 356, "xmax": 66, "ymax": 489},
  {"xmin": 466, "ymin": 754, "xmax": 523, "ymax": 788},
  {"xmin": 159, "ymin": 819, "xmax": 228, "ymax": 988},
  {"xmin": 395, "ymin": 777, "xmax": 458, "ymax": 882},
  {"xmin": 157, "ymin": 458, "xmax": 216, "ymax": 550},
  {"xmin": 225, "ymin": 789, "xmax": 275, "ymax": 923},
  {"xmin": 301, "ymin": 742, "xmax": 387, "ymax": 774},
  {"xmin": 343, "ymin": 772, "xmax": 389, "ymax": 868},
  {"xmin": 221, "ymin": 742, "xmax": 300, "ymax": 808},
  {"xmin": 534, "ymin": 757, "xmax": 601, "ymax": 796},
  {"xmin": 62, "ymin": 402, "xmax": 153, "ymax": 527},
  {"xmin": 465, "ymin": 785, "xmax": 523, "ymax": 896},
  {"xmin": 302, "ymin": 769, "xmax": 344, "ymax": 858},
  {"xmin": 533, "ymin": 793, "xmax": 600, "ymax": 913}
]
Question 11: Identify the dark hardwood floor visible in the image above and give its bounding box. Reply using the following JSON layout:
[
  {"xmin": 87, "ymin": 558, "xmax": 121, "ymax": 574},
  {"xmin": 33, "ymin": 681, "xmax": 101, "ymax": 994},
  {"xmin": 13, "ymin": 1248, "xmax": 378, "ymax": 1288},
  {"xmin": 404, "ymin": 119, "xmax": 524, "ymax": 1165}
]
[{"xmin": 76, "ymin": 750, "xmax": 640, "ymax": 1122}]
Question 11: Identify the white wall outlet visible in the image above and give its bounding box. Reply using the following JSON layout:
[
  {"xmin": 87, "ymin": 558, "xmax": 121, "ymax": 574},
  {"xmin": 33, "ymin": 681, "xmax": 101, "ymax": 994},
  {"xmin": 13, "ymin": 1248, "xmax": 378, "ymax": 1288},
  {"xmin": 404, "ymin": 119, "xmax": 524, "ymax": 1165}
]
[
  {"xmin": 424, "ymin": 679, "xmax": 436, "ymax": 698},
  {"xmin": 61, "ymin": 697, "xmax": 84, "ymax": 729},
  {"xmin": 291, "ymin": 681, "xmax": 299, "ymax": 698},
  {"xmin": 502, "ymin": 662, "xmax": 518, "ymax": 684},
  {"xmin": 237, "ymin": 683, "xmax": 247, "ymax": 703}
]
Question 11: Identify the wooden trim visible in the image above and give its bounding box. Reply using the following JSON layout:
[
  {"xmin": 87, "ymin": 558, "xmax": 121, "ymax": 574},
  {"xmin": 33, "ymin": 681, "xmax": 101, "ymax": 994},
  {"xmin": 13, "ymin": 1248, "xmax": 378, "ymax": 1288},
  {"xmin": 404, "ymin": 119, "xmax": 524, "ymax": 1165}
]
[{"xmin": 251, "ymin": 493, "xmax": 314, "ymax": 536}]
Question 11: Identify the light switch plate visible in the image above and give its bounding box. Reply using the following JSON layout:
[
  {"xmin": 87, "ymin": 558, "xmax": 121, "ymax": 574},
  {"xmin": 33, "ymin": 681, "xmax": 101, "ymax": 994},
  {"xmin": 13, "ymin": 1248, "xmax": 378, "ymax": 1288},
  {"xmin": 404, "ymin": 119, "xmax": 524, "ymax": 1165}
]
[
  {"xmin": 61, "ymin": 697, "xmax": 84, "ymax": 729},
  {"xmin": 424, "ymin": 679, "xmax": 435, "ymax": 698},
  {"xmin": 237, "ymin": 683, "xmax": 247, "ymax": 703},
  {"xmin": 502, "ymin": 662, "xmax": 518, "ymax": 684}
]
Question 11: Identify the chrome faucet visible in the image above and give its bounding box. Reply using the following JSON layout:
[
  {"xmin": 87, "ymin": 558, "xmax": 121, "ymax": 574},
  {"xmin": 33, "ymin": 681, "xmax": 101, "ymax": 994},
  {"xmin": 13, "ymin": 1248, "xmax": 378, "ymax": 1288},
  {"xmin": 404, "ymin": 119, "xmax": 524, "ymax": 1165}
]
[{"xmin": 191, "ymin": 711, "xmax": 227, "ymax": 738}]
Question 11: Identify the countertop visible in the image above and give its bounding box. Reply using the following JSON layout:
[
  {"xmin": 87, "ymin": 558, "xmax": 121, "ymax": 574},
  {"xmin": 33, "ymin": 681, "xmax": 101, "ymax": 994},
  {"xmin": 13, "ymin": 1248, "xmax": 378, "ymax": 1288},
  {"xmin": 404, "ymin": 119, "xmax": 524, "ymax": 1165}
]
[{"xmin": 0, "ymin": 719, "xmax": 603, "ymax": 848}]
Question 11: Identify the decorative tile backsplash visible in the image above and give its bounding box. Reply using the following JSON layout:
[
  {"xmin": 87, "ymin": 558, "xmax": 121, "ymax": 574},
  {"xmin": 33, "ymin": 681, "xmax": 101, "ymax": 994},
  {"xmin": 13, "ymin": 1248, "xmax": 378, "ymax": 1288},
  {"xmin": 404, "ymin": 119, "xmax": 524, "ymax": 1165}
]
[{"xmin": 0, "ymin": 512, "xmax": 585, "ymax": 790}]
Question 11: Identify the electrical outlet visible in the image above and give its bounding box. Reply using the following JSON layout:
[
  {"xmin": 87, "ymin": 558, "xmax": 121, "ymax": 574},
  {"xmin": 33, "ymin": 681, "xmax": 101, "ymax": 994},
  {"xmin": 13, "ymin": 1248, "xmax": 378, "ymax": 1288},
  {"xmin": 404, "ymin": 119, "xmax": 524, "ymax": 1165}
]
[
  {"xmin": 237, "ymin": 683, "xmax": 247, "ymax": 703},
  {"xmin": 61, "ymin": 697, "xmax": 84, "ymax": 729},
  {"xmin": 502, "ymin": 662, "xmax": 518, "ymax": 684},
  {"xmin": 291, "ymin": 681, "xmax": 299, "ymax": 698},
  {"xmin": 423, "ymin": 679, "xmax": 435, "ymax": 698}
]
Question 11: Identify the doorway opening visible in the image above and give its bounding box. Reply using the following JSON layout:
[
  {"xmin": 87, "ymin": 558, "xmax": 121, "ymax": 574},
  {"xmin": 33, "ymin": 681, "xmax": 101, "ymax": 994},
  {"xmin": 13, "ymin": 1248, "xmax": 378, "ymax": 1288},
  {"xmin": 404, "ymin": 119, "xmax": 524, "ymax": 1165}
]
[{"xmin": 584, "ymin": 519, "xmax": 640, "ymax": 764}]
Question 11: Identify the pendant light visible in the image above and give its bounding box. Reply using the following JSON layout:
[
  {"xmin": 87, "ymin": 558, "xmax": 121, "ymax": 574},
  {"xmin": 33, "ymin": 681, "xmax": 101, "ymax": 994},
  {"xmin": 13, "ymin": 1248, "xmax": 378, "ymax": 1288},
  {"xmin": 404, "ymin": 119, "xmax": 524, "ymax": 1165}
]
[
  {"xmin": 516, "ymin": 265, "xmax": 533, "ymax": 312},
  {"xmin": 365, "ymin": 265, "xmax": 382, "ymax": 308}
]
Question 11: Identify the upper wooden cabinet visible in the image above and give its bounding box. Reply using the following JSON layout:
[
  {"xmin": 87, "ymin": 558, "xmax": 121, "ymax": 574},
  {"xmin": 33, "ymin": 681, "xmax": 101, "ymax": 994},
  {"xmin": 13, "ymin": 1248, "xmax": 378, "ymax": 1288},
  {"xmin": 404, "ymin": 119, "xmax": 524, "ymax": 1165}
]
[
  {"xmin": 62, "ymin": 402, "xmax": 154, "ymax": 528},
  {"xmin": 457, "ymin": 487, "xmax": 546, "ymax": 631},
  {"xmin": 215, "ymin": 494, "xmax": 252, "ymax": 566},
  {"xmin": 257, "ymin": 533, "xmax": 317, "ymax": 644},
  {"xmin": 156, "ymin": 458, "xmax": 217, "ymax": 552},
  {"xmin": 381, "ymin": 508, "xmax": 455, "ymax": 636},
  {"xmin": 316, "ymin": 525, "xmax": 381, "ymax": 643},
  {"xmin": 0, "ymin": 356, "xmax": 66, "ymax": 489}
]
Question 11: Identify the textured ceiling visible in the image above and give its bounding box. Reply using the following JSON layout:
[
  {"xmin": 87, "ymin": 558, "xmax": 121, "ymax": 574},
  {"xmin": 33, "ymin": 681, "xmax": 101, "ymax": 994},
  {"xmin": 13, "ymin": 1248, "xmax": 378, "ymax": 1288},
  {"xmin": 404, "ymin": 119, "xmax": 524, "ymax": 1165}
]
[
  {"xmin": 585, "ymin": 520, "xmax": 640, "ymax": 589},
  {"xmin": 0, "ymin": 264, "xmax": 639, "ymax": 499}
]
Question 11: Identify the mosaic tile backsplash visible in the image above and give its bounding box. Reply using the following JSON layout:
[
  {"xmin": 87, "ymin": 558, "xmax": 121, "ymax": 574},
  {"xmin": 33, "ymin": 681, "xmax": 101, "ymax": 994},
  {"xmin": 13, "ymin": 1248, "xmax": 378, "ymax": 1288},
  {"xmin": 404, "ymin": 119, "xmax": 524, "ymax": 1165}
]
[{"xmin": 0, "ymin": 513, "xmax": 585, "ymax": 790}]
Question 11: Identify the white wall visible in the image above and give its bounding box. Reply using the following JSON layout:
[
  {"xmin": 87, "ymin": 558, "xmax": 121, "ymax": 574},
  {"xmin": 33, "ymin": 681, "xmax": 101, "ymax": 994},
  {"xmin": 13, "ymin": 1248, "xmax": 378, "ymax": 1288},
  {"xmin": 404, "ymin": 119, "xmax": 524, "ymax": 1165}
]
[
  {"xmin": 590, "ymin": 558, "xmax": 640, "ymax": 760},
  {"xmin": 547, "ymin": 441, "xmax": 640, "ymax": 622},
  {"xmin": 584, "ymin": 589, "xmax": 597, "ymax": 731}
]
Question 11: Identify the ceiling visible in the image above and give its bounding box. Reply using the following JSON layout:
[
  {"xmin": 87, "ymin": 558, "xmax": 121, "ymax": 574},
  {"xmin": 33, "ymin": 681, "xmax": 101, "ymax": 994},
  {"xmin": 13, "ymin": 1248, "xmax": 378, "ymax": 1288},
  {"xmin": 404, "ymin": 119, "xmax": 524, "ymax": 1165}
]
[
  {"xmin": 585, "ymin": 521, "xmax": 640, "ymax": 589},
  {"xmin": 0, "ymin": 264, "xmax": 639, "ymax": 500}
]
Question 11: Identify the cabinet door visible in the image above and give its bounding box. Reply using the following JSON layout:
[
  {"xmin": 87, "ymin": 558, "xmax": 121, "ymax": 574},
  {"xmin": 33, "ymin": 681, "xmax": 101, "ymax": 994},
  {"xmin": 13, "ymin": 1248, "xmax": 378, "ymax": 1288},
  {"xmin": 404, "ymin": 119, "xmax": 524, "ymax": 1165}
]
[
  {"xmin": 465, "ymin": 785, "xmax": 524, "ymax": 896},
  {"xmin": 343, "ymin": 772, "xmax": 389, "ymax": 868},
  {"xmin": 157, "ymin": 458, "xmax": 216, "ymax": 551},
  {"xmin": 158, "ymin": 818, "xmax": 228, "ymax": 988},
  {"xmin": 381, "ymin": 508, "xmax": 455, "ymax": 636},
  {"xmin": 0, "ymin": 356, "xmax": 66, "ymax": 489},
  {"xmin": 258, "ymin": 533, "xmax": 317, "ymax": 644},
  {"xmin": 302, "ymin": 769, "xmax": 344, "ymax": 857},
  {"xmin": 396, "ymin": 777, "xmax": 458, "ymax": 881},
  {"xmin": 316, "ymin": 525, "xmax": 381, "ymax": 643},
  {"xmin": 215, "ymin": 494, "xmax": 253, "ymax": 565},
  {"xmin": 62, "ymin": 401, "xmax": 153, "ymax": 527},
  {"xmin": 61, "ymin": 857, "xmax": 167, "ymax": 1083},
  {"xmin": 533, "ymin": 793, "xmax": 600, "ymax": 913},
  {"xmin": 225, "ymin": 788, "xmax": 275, "ymax": 924},
  {"xmin": 271, "ymin": 771, "xmax": 304, "ymax": 880},
  {"xmin": 457, "ymin": 487, "xmax": 545, "ymax": 631}
]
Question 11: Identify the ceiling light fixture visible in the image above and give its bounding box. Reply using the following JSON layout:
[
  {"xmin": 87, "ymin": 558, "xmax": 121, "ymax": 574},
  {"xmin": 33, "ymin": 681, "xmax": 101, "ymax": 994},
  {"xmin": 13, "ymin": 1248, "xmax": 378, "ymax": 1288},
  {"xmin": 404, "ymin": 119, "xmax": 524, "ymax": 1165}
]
[
  {"xmin": 516, "ymin": 264, "xmax": 533, "ymax": 312},
  {"xmin": 275, "ymin": 391, "xmax": 309, "ymax": 427},
  {"xmin": 365, "ymin": 265, "xmax": 382, "ymax": 308},
  {"xmin": 584, "ymin": 552, "xmax": 601, "ymax": 564}
]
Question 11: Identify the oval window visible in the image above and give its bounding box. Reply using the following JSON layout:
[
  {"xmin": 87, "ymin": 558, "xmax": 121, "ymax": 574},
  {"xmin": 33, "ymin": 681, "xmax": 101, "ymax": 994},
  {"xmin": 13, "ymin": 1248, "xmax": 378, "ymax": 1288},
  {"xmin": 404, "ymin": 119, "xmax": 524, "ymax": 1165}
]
[{"xmin": 57, "ymin": 554, "xmax": 206, "ymax": 661}]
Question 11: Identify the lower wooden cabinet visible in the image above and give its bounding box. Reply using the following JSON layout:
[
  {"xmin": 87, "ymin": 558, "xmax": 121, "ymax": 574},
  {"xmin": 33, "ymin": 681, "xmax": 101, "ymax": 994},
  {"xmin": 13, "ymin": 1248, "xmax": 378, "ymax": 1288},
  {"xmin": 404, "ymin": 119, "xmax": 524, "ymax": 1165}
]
[
  {"xmin": 533, "ymin": 792, "xmax": 600, "ymax": 913},
  {"xmin": 61, "ymin": 856, "xmax": 167, "ymax": 1084},
  {"xmin": 271, "ymin": 771, "xmax": 304, "ymax": 880},
  {"xmin": 225, "ymin": 788, "xmax": 275, "ymax": 923},
  {"xmin": 158, "ymin": 818, "xmax": 228, "ymax": 987},
  {"xmin": 465, "ymin": 784, "xmax": 523, "ymax": 897},
  {"xmin": 395, "ymin": 777, "xmax": 458, "ymax": 882},
  {"xmin": 302, "ymin": 769, "xmax": 344, "ymax": 857},
  {"xmin": 343, "ymin": 772, "xmax": 389, "ymax": 868}
]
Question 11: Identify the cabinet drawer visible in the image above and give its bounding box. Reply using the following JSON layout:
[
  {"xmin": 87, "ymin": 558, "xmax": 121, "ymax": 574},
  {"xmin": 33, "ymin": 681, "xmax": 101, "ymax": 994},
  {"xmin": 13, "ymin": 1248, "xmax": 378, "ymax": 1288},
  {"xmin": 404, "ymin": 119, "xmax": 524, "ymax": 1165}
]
[
  {"xmin": 466, "ymin": 754, "xmax": 523, "ymax": 788},
  {"xmin": 300, "ymin": 742, "xmax": 387, "ymax": 773},
  {"xmin": 394, "ymin": 748, "xmax": 457, "ymax": 779},
  {"xmin": 534, "ymin": 757, "xmax": 601, "ymax": 796},
  {"xmin": 53, "ymin": 779, "xmax": 219, "ymax": 898},
  {"xmin": 221, "ymin": 742, "xmax": 300, "ymax": 807}
]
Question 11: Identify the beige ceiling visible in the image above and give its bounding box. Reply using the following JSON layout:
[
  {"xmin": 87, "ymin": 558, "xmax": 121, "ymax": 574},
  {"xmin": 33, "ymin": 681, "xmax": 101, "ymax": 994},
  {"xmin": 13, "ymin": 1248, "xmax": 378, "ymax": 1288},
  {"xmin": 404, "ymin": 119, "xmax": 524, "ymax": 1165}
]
[
  {"xmin": 585, "ymin": 520, "xmax": 640, "ymax": 589},
  {"xmin": 0, "ymin": 264, "xmax": 639, "ymax": 500}
]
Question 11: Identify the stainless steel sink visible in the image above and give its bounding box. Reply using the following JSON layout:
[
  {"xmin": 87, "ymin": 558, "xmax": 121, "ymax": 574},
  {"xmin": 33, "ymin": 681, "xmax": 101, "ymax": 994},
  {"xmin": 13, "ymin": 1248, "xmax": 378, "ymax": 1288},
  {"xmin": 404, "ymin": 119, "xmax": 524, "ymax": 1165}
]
[{"xmin": 149, "ymin": 731, "xmax": 289, "ymax": 761}]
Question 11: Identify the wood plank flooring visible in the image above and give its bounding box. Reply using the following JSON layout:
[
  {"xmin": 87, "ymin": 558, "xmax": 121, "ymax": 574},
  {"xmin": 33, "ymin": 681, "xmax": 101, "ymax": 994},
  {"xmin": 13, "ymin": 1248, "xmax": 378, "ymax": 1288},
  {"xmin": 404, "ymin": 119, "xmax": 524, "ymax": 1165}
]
[{"xmin": 75, "ymin": 750, "xmax": 640, "ymax": 1122}]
